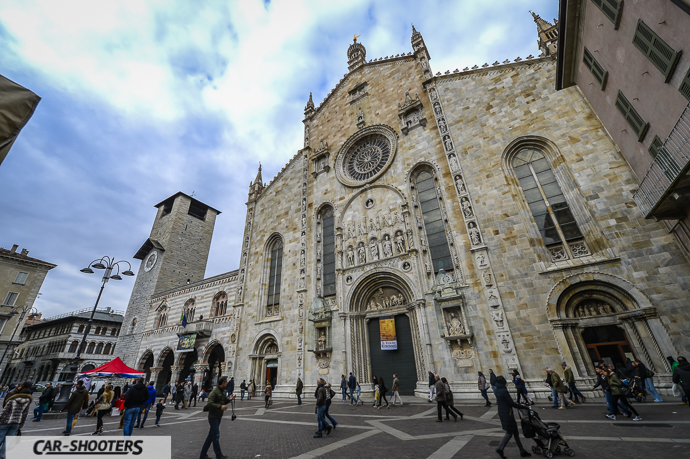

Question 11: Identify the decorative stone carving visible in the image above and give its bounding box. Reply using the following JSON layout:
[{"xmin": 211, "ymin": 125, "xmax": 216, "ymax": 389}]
[
  {"xmin": 445, "ymin": 309, "xmax": 465, "ymax": 336},
  {"xmin": 382, "ymin": 234, "xmax": 393, "ymax": 257},
  {"xmin": 394, "ymin": 231, "xmax": 405, "ymax": 253},
  {"xmin": 569, "ymin": 240, "xmax": 591, "ymax": 258},
  {"xmin": 574, "ymin": 302, "xmax": 614, "ymax": 317},
  {"xmin": 443, "ymin": 135, "xmax": 454, "ymax": 152},
  {"xmin": 398, "ymin": 91, "xmax": 427, "ymax": 135},
  {"xmin": 356, "ymin": 107, "xmax": 366, "ymax": 129},
  {"xmin": 402, "ymin": 261, "xmax": 411, "ymax": 271},
  {"xmin": 467, "ymin": 222, "xmax": 482, "ymax": 245},
  {"xmin": 461, "ymin": 197, "xmax": 473, "ymax": 218},
  {"xmin": 482, "ymin": 270, "xmax": 494, "ymax": 287},
  {"xmin": 365, "ymin": 198, "xmax": 375, "ymax": 209},
  {"xmin": 498, "ymin": 333, "xmax": 512, "ymax": 353},
  {"xmin": 347, "ymin": 246, "xmax": 355, "ymax": 267},
  {"xmin": 476, "ymin": 252, "xmax": 488, "ymax": 268},
  {"xmin": 334, "ymin": 125, "xmax": 398, "ymax": 188},
  {"xmin": 366, "ymin": 288, "xmax": 406, "ymax": 311},
  {"xmin": 357, "ymin": 244, "xmax": 366, "ymax": 264},
  {"xmin": 312, "ymin": 140, "xmax": 331, "ymax": 178},
  {"xmin": 491, "ymin": 310, "xmax": 504, "ymax": 328},
  {"xmin": 549, "ymin": 245, "xmax": 568, "ymax": 262},
  {"xmin": 369, "ymin": 239, "xmax": 379, "ymax": 260},
  {"xmin": 448, "ymin": 153, "xmax": 460, "ymax": 171}
]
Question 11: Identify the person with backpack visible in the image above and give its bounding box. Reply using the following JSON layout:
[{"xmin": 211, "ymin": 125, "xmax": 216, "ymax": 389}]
[
  {"xmin": 0, "ymin": 381, "xmax": 33, "ymax": 457},
  {"xmin": 632, "ymin": 359, "xmax": 662, "ymax": 402},
  {"xmin": 135, "ymin": 381, "xmax": 156, "ymax": 428}
]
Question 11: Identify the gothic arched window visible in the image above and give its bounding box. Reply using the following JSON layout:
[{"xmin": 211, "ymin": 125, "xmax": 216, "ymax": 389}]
[
  {"xmin": 212, "ymin": 292, "xmax": 227, "ymax": 317},
  {"xmin": 512, "ymin": 149, "xmax": 587, "ymax": 261},
  {"xmin": 157, "ymin": 308, "xmax": 168, "ymax": 328},
  {"xmin": 411, "ymin": 169, "xmax": 453, "ymax": 273},
  {"xmin": 183, "ymin": 298, "xmax": 196, "ymax": 322},
  {"xmin": 104, "ymin": 343, "xmax": 112, "ymax": 355},
  {"xmin": 266, "ymin": 237, "xmax": 283, "ymax": 316},
  {"xmin": 320, "ymin": 207, "xmax": 336, "ymax": 297}
]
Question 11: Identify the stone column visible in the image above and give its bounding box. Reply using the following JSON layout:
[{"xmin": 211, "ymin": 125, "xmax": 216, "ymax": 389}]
[
  {"xmin": 149, "ymin": 366, "xmax": 163, "ymax": 385},
  {"xmin": 194, "ymin": 364, "xmax": 208, "ymax": 388},
  {"xmin": 170, "ymin": 365, "xmax": 182, "ymax": 385}
]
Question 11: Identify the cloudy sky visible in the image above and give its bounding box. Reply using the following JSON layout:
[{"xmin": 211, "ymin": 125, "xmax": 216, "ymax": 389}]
[{"xmin": 0, "ymin": 0, "xmax": 557, "ymax": 318}]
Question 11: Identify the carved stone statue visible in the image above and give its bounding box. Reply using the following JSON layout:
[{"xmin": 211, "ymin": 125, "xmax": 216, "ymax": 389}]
[
  {"xmin": 299, "ymin": 270, "xmax": 306, "ymax": 289},
  {"xmin": 438, "ymin": 118, "xmax": 447, "ymax": 133},
  {"xmin": 382, "ymin": 235, "xmax": 393, "ymax": 257},
  {"xmin": 348, "ymin": 225, "xmax": 356, "ymax": 239},
  {"xmin": 347, "ymin": 247, "xmax": 355, "ymax": 266},
  {"xmin": 448, "ymin": 314, "xmax": 464, "ymax": 335},
  {"xmin": 300, "ymin": 251, "xmax": 306, "ymax": 267},
  {"xmin": 461, "ymin": 197, "xmax": 473, "ymax": 218},
  {"xmin": 468, "ymin": 222, "xmax": 481, "ymax": 245},
  {"xmin": 392, "ymin": 210, "xmax": 404, "ymax": 225},
  {"xmin": 424, "ymin": 260, "xmax": 432, "ymax": 274},
  {"xmin": 316, "ymin": 263, "xmax": 322, "ymax": 277},
  {"xmin": 444, "ymin": 136, "xmax": 453, "ymax": 151},
  {"xmin": 449, "ymin": 154, "xmax": 460, "ymax": 171},
  {"xmin": 395, "ymin": 233, "xmax": 405, "ymax": 253},
  {"xmin": 482, "ymin": 270, "xmax": 493, "ymax": 287},
  {"xmin": 369, "ymin": 240, "xmax": 379, "ymax": 260},
  {"xmin": 318, "ymin": 331, "xmax": 327, "ymax": 350},
  {"xmin": 357, "ymin": 222, "xmax": 366, "ymax": 236},
  {"xmin": 369, "ymin": 217, "xmax": 379, "ymax": 232},
  {"xmin": 358, "ymin": 245, "xmax": 366, "ymax": 264},
  {"xmin": 491, "ymin": 310, "xmax": 504, "ymax": 328},
  {"xmin": 381, "ymin": 213, "xmax": 391, "ymax": 227},
  {"xmin": 429, "ymin": 88, "xmax": 437, "ymax": 100},
  {"xmin": 357, "ymin": 107, "xmax": 364, "ymax": 123}
]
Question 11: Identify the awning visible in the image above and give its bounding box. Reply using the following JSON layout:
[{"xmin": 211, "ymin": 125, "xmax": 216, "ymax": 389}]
[{"xmin": 77, "ymin": 357, "xmax": 146, "ymax": 378}]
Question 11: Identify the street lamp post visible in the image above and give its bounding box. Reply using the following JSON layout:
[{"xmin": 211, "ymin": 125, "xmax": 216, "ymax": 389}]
[{"xmin": 0, "ymin": 305, "xmax": 39, "ymax": 383}]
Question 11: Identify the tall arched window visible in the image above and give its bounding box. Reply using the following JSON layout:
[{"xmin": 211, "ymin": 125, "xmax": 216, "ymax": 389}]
[
  {"xmin": 86, "ymin": 342, "xmax": 95, "ymax": 354},
  {"xmin": 266, "ymin": 238, "xmax": 283, "ymax": 317},
  {"xmin": 320, "ymin": 207, "xmax": 336, "ymax": 297},
  {"xmin": 78, "ymin": 325, "xmax": 84, "ymax": 333},
  {"xmin": 95, "ymin": 343, "xmax": 104, "ymax": 354},
  {"xmin": 211, "ymin": 292, "xmax": 227, "ymax": 317},
  {"xmin": 68, "ymin": 341, "xmax": 78, "ymax": 353},
  {"xmin": 183, "ymin": 298, "xmax": 196, "ymax": 322},
  {"xmin": 412, "ymin": 169, "xmax": 453, "ymax": 273},
  {"xmin": 512, "ymin": 149, "xmax": 587, "ymax": 261},
  {"xmin": 95, "ymin": 327, "xmax": 101, "ymax": 335},
  {"xmin": 157, "ymin": 307, "xmax": 168, "ymax": 328},
  {"xmin": 104, "ymin": 343, "xmax": 112, "ymax": 355}
]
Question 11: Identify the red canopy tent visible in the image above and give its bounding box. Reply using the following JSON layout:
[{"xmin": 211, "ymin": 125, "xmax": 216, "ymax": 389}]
[{"xmin": 77, "ymin": 357, "xmax": 146, "ymax": 378}]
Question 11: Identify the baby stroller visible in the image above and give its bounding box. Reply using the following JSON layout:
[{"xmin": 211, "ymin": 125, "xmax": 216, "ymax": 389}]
[
  {"xmin": 518, "ymin": 407, "xmax": 575, "ymax": 458},
  {"xmin": 621, "ymin": 378, "xmax": 646, "ymax": 403}
]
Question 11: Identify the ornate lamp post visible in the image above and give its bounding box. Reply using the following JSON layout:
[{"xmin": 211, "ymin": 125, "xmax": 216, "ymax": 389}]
[{"xmin": 0, "ymin": 305, "xmax": 39, "ymax": 382}]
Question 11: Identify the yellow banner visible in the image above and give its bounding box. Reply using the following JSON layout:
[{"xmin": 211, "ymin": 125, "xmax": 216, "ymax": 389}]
[{"xmin": 380, "ymin": 316, "xmax": 397, "ymax": 350}]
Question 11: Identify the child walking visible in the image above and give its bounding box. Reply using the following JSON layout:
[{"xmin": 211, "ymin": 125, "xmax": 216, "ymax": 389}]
[{"xmin": 155, "ymin": 399, "xmax": 165, "ymax": 426}]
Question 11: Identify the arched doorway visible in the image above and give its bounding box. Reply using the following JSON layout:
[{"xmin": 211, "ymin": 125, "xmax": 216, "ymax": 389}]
[
  {"xmin": 548, "ymin": 273, "xmax": 678, "ymax": 377},
  {"xmin": 203, "ymin": 344, "xmax": 225, "ymax": 390},
  {"xmin": 139, "ymin": 351, "xmax": 154, "ymax": 382},
  {"xmin": 157, "ymin": 348, "xmax": 174, "ymax": 392},
  {"xmin": 250, "ymin": 334, "xmax": 279, "ymax": 394},
  {"xmin": 346, "ymin": 272, "xmax": 425, "ymax": 388},
  {"xmin": 179, "ymin": 352, "xmax": 197, "ymax": 383}
]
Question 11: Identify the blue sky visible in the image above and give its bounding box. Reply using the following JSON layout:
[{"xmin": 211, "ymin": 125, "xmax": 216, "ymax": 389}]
[{"xmin": 0, "ymin": 0, "xmax": 557, "ymax": 317}]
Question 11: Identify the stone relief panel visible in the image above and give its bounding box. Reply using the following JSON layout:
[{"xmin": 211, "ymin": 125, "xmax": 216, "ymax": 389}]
[{"xmin": 365, "ymin": 287, "xmax": 407, "ymax": 311}]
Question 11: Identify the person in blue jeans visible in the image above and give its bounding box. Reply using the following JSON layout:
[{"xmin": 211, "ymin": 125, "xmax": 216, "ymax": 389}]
[
  {"xmin": 544, "ymin": 369, "xmax": 559, "ymax": 408},
  {"xmin": 313, "ymin": 378, "xmax": 330, "ymax": 438},
  {"xmin": 200, "ymin": 376, "xmax": 234, "ymax": 459},
  {"xmin": 61, "ymin": 380, "xmax": 89, "ymax": 436},
  {"xmin": 0, "ymin": 381, "xmax": 33, "ymax": 457},
  {"xmin": 135, "ymin": 381, "xmax": 157, "ymax": 428},
  {"xmin": 122, "ymin": 378, "xmax": 149, "ymax": 437},
  {"xmin": 32, "ymin": 382, "xmax": 54, "ymax": 422},
  {"xmin": 348, "ymin": 373, "xmax": 357, "ymax": 405},
  {"xmin": 324, "ymin": 383, "xmax": 338, "ymax": 428}
]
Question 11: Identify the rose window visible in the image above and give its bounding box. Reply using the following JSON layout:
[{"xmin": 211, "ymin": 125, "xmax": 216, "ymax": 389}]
[{"xmin": 335, "ymin": 126, "xmax": 397, "ymax": 187}]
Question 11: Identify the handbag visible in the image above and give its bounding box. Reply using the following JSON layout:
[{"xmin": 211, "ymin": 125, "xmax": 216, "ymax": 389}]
[
  {"xmin": 672, "ymin": 383, "xmax": 684, "ymax": 397},
  {"xmin": 100, "ymin": 401, "xmax": 112, "ymax": 411},
  {"xmin": 485, "ymin": 382, "xmax": 491, "ymax": 390}
]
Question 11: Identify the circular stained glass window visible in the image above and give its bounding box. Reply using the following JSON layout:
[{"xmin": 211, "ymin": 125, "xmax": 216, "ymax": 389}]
[{"xmin": 335, "ymin": 125, "xmax": 398, "ymax": 187}]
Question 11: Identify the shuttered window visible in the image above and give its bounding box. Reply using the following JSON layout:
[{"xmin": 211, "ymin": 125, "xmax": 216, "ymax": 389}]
[
  {"xmin": 648, "ymin": 136, "xmax": 663, "ymax": 158},
  {"xmin": 590, "ymin": 0, "xmax": 624, "ymax": 29},
  {"xmin": 680, "ymin": 67, "xmax": 690, "ymax": 102},
  {"xmin": 583, "ymin": 47, "xmax": 608, "ymax": 89},
  {"xmin": 615, "ymin": 91, "xmax": 649, "ymax": 141},
  {"xmin": 632, "ymin": 20, "xmax": 682, "ymax": 82}
]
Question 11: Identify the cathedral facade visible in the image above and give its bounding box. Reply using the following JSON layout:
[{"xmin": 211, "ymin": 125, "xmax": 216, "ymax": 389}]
[{"xmin": 118, "ymin": 20, "xmax": 690, "ymax": 399}]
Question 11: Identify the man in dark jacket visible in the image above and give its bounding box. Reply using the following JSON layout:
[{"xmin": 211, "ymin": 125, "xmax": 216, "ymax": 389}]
[
  {"xmin": 135, "ymin": 381, "xmax": 157, "ymax": 428},
  {"xmin": 61, "ymin": 380, "xmax": 89, "ymax": 436},
  {"xmin": 199, "ymin": 376, "xmax": 234, "ymax": 459},
  {"xmin": 240, "ymin": 380, "xmax": 247, "ymax": 401},
  {"xmin": 162, "ymin": 383, "xmax": 170, "ymax": 404},
  {"xmin": 673, "ymin": 356, "xmax": 690, "ymax": 409},
  {"xmin": 562, "ymin": 362, "xmax": 585, "ymax": 403},
  {"xmin": 428, "ymin": 371, "xmax": 436, "ymax": 403},
  {"xmin": 313, "ymin": 378, "xmax": 330, "ymax": 438},
  {"xmin": 489, "ymin": 369, "xmax": 498, "ymax": 403},
  {"xmin": 0, "ymin": 381, "xmax": 33, "ymax": 456},
  {"xmin": 348, "ymin": 373, "xmax": 357, "ymax": 405},
  {"xmin": 228, "ymin": 378, "xmax": 234, "ymax": 396},
  {"xmin": 174, "ymin": 382, "xmax": 184, "ymax": 410},
  {"xmin": 494, "ymin": 376, "xmax": 531, "ymax": 458},
  {"xmin": 296, "ymin": 378, "xmax": 303, "ymax": 405},
  {"xmin": 434, "ymin": 374, "xmax": 455, "ymax": 422},
  {"xmin": 32, "ymin": 382, "xmax": 54, "ymax": 422},
  {"xmin": 192, "ymin": 383, "xmax": 198, "ymax": 407},
  {"xmin": 122, "ymin": 378, "xmax": 149, "ymax": 436},
  {"xmin": 340, "ymin": 375, "xmax": 348, "ymax": 402}
]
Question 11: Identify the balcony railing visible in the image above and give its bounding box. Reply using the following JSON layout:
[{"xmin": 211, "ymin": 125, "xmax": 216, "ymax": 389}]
[
  {"xmin": 634, "ymin": 102, "xmax": 690, "ymax": 219},
  {"xmin": 177, "ymin": 320, "xmax": 214, "ymax": 338}
]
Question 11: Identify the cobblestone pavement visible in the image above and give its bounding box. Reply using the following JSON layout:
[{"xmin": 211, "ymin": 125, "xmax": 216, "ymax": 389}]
[{"xmin": 20, "ymin": 396, "xmax": 690, "ymax": 458}]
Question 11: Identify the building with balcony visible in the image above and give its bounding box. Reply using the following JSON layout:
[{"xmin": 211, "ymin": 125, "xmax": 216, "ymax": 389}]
[
  {"xmin": 2, "ymin": 307, "xmax": 123, "ymax": 384},
  {"xmin": 557, "ymin": 0, "xmax": 690, "ymax": 252},
  {"xmin": 0, "ymin": 244, "xmax": 56, "ymax": 379}
]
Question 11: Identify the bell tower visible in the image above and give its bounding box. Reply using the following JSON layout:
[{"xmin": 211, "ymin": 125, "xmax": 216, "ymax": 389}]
[
  {"xmin": 531, "ymin": 11, "xmax": 559, "ymax": 57},
  {"xmin": 116, "ymin": 192, "xmax": 221, "ymax": 367}
]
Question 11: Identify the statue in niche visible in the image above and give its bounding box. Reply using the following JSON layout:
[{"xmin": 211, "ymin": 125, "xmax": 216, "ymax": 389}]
[
  {"xmin": 244, "ymin": 235, "xmax": 250, "ymax": 248},
  {"xmin": 304, "ymin": 126, "xmax": 310, "ymax": 147},
  {"xmin": 316, "ymin": 263, "xmax": 322, "ymax": 278},
  {"xmin": 302, "ymin": 198, "xmax": 306, "ymax": 212},
  {"xmin": 357, "ymin": 222, "xmax": 366, "ymax": 236},
  {"xmin": 300, "ymin": 251, "xmax": 306, "ymax": 267},
  {"xmin": 299, "ymin": 322, "xmax": 303, "ymax": 333},
  {"xmin": 406, "ymin": 229, "xmax": 415, "ymax": 249},
  {"xmin": 412, "ymin": 192, "xmax": 417, "ymax": 204},
  {"xmin": 237, "ymin": 286, "xmax": 242, "ymax": 298},
  {"xmin": 395, "ymin": 232, "xmax": 405, "ymax": 253},
  {"xmin": 392, "ymin": 210, "xmax": 404, "ymax": 225},
  {"xmin": 429, "ymin": 88, "xmax": 438, "ymax": 100},
  {"xmin": 301, "ymin": 231, "xmax": 306, "ymax": 246},
  {"xmin": 491, "ymin": 310, "xmax": 504, "ymax": 328},
  {"xmin": 403, "ymin": 90, "xmax": 412, "ymax": 106},
  {"xmin": 468, "ymin": 222, "xmax": 481, "ymax": 245},
  {"xmin": 348, "ymin": 225, "xmax": 356, "ymax": 239},
  {"xmin": 317, "ymin": 247, "xmax": 322, "ymax": 259},
  {"xmin": 316, "ymin": 229, "xmax": 322, "ymax": 241},
  {"xmin": 316, "ymin": 285, "xmax": 322, "ymax": 296},
  {"xmin": 440, "ymin": 203, "xmax": 447, "ymax": 221},
  {"xmin": 347, "ymin": 247, "xmax": 355, "ymax": 266},
  {"xmin": 455, "ymin": 175, "xmax": 466, "ymax": 193},
  {"xmin": 382, "ymin": 235, "xmax": 393, "ymax": 257},
  {"xmin": 476, "ymin": 252, "xmax": 487, "ymax": 267},
  {"xmin": 369, "ymin": 217, "xmax": 379, "ymax": 232},
  {"xmin": 381, "ymin": 213, "xmax": 391, "ymax": 227},
  {"xmin": 449, "ymin": 154, "xmax": 460, "ymax": 171},
  {"xmin": 383, "ymin": 296, "xmax": 391, "ymax": 308},
  {"xmin": 444, "ymin": 136, "xmax": 453, "ymax": 151},
  {"xmin": 424, "ymin": 260, "xmax": 432, "ymax": 274},
  {"xmin": 302, "ymin": 214, "xmax": 307, "ymax": 228},
  {"xmin": 318, "ymin": 331, "xmax": 327, "ymax": 351},
  {"xmin": 420, "ymin": 58, "xmax": 429, "ymax": 70},
  {"xmin": 433, "ymin": 102, "xmax": 441, "ymax": 115},
  {"xmin": 369, "ymin": 240, "xmax": 379, "ymax": 260},
  {"xmin": 239, "ymin": 269, "xmax": 245, "ymax": 283},
  {"xmin": 438, "ymin": 118, "xmax": 447, "ymax": 133},
  {"xmin": 447, "ymin": 311, "xmax": 464, "ymax": 336},
  {"xmin": 461, "ymin": 197, "xmax": 473, "ymax": 218},
  {"xmin": 299, "ymin": 270, "xmax": 306, "ymax": 289},
  {"xmin": 482, "ymin": 270, "xmax": 493, "ymax": 287},
  {"xmin": 358, "ymin": 245, "xmax": 366, "ymax": 264},
  {"xmin": 416, "ymin": 214, "xmax": 422, "ymax": 226}
]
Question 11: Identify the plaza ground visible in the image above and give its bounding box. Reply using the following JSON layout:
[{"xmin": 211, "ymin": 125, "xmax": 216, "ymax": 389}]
[{"xmin": 20, "ymin": 394, "xmax": 690, "ymax": 458}]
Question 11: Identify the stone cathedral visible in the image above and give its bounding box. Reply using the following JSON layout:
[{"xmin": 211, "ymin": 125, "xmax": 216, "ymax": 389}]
[{"xmin": 118, "ymin": 17, "xmax": 690, "ymax": 399}]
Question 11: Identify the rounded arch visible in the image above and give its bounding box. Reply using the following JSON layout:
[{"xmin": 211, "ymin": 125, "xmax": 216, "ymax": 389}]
[
  {"xmin": 200, "ymin": 340, "xmax": 225, "ymax": 364},
  {"xmin": 80, "ymin": 362, "xmax": 96, "ymax": 373},
  {"xmin": 501, "ymin": 135, "xmax": 563, "ymax": 169},
  {"xmin": 406, "ymin": 160, "xmax": 441, "ymax": 183},
  {"xmin": 249, "ymin": 329, "xmax": 282, "ymax": 356},
  {"xmin": 334, "ymin": 124, "xmax": 399, "ymax": 187},
  {"xmin": 345, "ymin": 269, "xmax": 420, "ymax": 313},
  {"xmin": 314, "ymin": 201, "xmax": 337, "ymax": 219},
  {"xmin": 156, "ymin": 347, "xmax": 175, "ymax": 367},
  {"xmin": 211, "ymin": 291, "xmax": 228, "ymax": 317},
  {"xmin": 337, "ymin": 184, "xmax": 408, "ymax": 227},
  {"xmin": 139, "ymin": 349, "xmax": 155, "ymax": 369}
]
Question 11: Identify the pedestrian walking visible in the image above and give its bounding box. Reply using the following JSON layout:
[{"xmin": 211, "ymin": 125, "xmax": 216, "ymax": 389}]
[
  {"xmin": 489, "ymin": 369, "xmax": 498, "ymax": 403},
  {"xmin": 296, "ymin": 378, "xmax": 303, "ymax": 405},
  {"xmin": 264, "ymin": 384, "xmax": 272, "ymax": 408},
  {"xmin": 607, "ymin": 368, "xmax": 641, "ymax": 420},
  {"xmin": 92, "ymin": 384, "xmax": 113, "ymax": 435},
  {"xmin": 199, "ymin": 376, "xmax": 234, "ymax": 459},
  {"xmin": 441, "ymin": 377, "xmax": 463, "ymax": 420},
  {"xmin": 348, "ymin": 373, "xmax": 357, "ymax": 405},
  {"xmin": 162, "ymin": 383, "xmax": 170, "ymax": 404},
  {"xmin": 169, "ymin": 382, "xmax": 176, "ymax": 405},
  {"xmin": 390, "ymin": 374, "xmax": 402, "ymax": 406},
  {"xmin": 0, "ymin": 380, "xmax": 32, "ymax": 458},
  {"xmin": 672, "ymin": 356, "xmax": 690, "ymax": 409},
  {"xmin": 324, "ymin": 383, "xmax": 338, "ymax": 428},
  {"xmin": 544, "ymin": 368, "xmax": 559, "ymax": 408},
  {"xmin": 135, "ymin": 381, "xmax": 156, "ymax": 428},
  {"xmin": 561, "ymin": 362, "xmax": 585, "ymax": 403},
  {"xmin": 122, "ymin": 378, "xmax": 149, "ymax": 436},
  {"xmin": 313, "ymin": 378, "xmax": 330, "ymax": 438},
  {"xmin": 340, "ymin": 375, "xmax": 348, "ymax": 402},
  {"xmin": 434, "ymin": 374, "xmax": 456, "ymax": 422},
  {"xmin": 511, "ymin": 370, "xmax": 533, "ymax": 405},
  {"xmin": 174, "ymin": 382, "xmax": 184, "ymax": 409},
  {"xmin": 228, "ymin": 378, "xmax": 234, "ymax": 396},
  {"xmin": 247, "ymin": 380, "xmax": 254, "ymax": 400},
  {"xmin": 548, "ymin": 368, "xmax": 574, "ymax": 409},
  {"xmin": 591, "ymin": 365, "xmax": 629, "ymax": 417},
  {"xmin": 377, "ymin": 377, "xmax": 389, "ymax": 409},
  {"xmin": 183, "ymin": 382, "xmax": 192, "ymax": 409},
  {"xmin": 632, "ymin": 359, "xmax": 662, "ymax": 402},
  {"xmin": 354, "ymin": 381, "xmax": 363, "ymax": 406},
  {"xmin": 478, "ymin": 372, "xmax": 491, "ymax": 407},
  {"xmin": 192, "ymin": 383, "xmax": 198, "ymax": 407},
  {"xmin": 154, "ymin": 399, "xmax": 165, "ymax": 426},
  {"xmin": 240, "ymin": 380, "xmax": 247, "ymax": 401},
  {"xmin": 494, "ymin": 376, "xmax": 531, "ymax": 458},
  {"xmin": 428, "ymin": 370, "xmax": 436, "ymax": 403},
  {"xmin": 32, "ymin": 382, "xmax": 54, "ymax": 422},
  {"xmin": 61, "ymin": 380, "xmax": 89, "ymax": 436}
]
